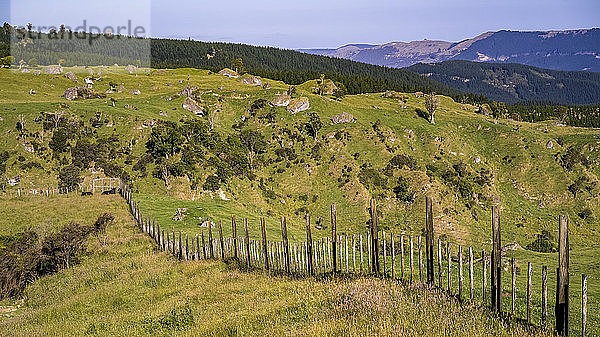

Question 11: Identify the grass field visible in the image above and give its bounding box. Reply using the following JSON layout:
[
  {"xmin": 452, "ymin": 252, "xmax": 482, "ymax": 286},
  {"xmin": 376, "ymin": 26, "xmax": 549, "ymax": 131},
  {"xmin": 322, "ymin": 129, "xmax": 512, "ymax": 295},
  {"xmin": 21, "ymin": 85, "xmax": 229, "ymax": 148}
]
[{"xmin": 0, "ymin": 194, "xmax": 554, "ymax": 336}]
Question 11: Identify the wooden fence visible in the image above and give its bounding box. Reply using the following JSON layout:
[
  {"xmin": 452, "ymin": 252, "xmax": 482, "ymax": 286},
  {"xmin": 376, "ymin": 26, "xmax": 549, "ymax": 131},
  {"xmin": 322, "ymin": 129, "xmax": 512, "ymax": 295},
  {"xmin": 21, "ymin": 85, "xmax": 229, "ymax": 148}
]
[
  {"xmin": 119, "ymin": 181, "xmax": 595, "ymax": 336},
  {"xmin": 1, "ymin": 179, "xmax": 119, "ymax": 198}
]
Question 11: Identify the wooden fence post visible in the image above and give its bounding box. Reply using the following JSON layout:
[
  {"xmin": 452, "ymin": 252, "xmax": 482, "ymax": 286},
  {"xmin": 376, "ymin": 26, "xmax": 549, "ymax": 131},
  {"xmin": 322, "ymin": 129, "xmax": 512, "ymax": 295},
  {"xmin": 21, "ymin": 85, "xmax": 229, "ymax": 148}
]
[
  {"xmin": 482, "ymin": 250, "xmax": 487, "ymax": 305},
  {"xmin": 345, "ymin": 235, "xmax": 349, "ymax": 273},
  {"xmin": 438, "ymin": 239, "xmax": 442, "ymax": 287},
  {"xmin": 360, "ymin": 234, "xmax": 364, "ymax": 273},
  {"xmin": 419, "ymin": 236, "xmax": 424, "ymax": 283},
  {"xmin": 582, "ymin": 274, "xmax": 587, "ymax": 337},
  {"xmin": 469, "ymin": 247, "xmax": 474, "ymax": 301},
  {"xmin": 306, "ymin": 213, "xmax": 313, "ymax": 275},
  {"xmin": 491, "ymin": 205, "xmax": 502, "ymax": 312},
  {"xmin": 401, "ymin": 235, "xmax": 405, "ymax": 279},
  {"xmin": 331, "ymin": 204, "xmax": 337, "ymax": 274},
  {"xmin": 370, "ymin": 199, "xmax": 380, "ymax": 275},
  {"xmin": 232, "ymin": 215, "xmax": 238, "ymax": 259},
  {"xmin": 542, "ymin": 265, "xmax": 548, "ymax": 327},
  {"xmin": 216, "ymin": 220, "xmax": 223, "ymax": 260},
  {"xmin": 383, "ymin": 231, "xmax": 387, "ymax": 277},
  {"xmin": 178, "ymin": 231, "xmax": 183, "ymax": 260},
  {"xmin": 527, "ymin": 262, "xmax": 532, "ymax": 324},
  {"xmin": 391, "ymin": 234, "xmax": 395, "ymax": 279},
  {"xmin": 426, "ymin": 196, "xmax": 435, "ymax": 285},
  {"xmin": 244, "ymin": 218, "xmax": 251, "ymax": 267},
  {"xmin": 281, "ymin": 217, "xmax": 290, "ymax": 274},
  {"xmin": 556, "ymin": 214, "xmax": 569, "ymax": 336},
  {"xmin": 261, "ymin": 217, "xmax": 269, "ymax": 270},
  {"xmin": 458, "ymin": 245, "xmax": 463, "ymax": 299},
  {"xmin": 208, "ymin": 222, "xmax": 214, "ymax": 259},
  {"xmin": 201, "ymin": 230, "xmax": 206, "ymax": 259},
  {"xmin": 447, "ymin": 242, "xmax": 452, "ymax": 291},
  {"xmin": 512, "ymin": 258, "xmax": 517, "ymax": 315},
  {"xmin": 410, "ymin": 236, "xmax": 414, "ymax": 283}
]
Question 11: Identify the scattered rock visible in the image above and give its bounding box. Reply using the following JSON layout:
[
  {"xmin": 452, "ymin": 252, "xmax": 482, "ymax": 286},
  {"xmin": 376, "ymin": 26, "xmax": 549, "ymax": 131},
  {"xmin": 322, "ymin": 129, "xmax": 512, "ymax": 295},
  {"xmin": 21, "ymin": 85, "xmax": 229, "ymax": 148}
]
[
  {"xmin": 7, "ymin": 176, "xmax": 20, "ymax": 186},
  {"xmin": 474, "ymin": 156, "xmax": 481, "ymax": 164},
  {"xmin": 263, "ymin": 82, "xmax": 272, "ymax": 90},
  {"xmin": 240, "ymin": 75, "xmax": 262, "ymax": 86},
  {"xmin": 125, "ymin": 65, "xmax": 136, "ymax": 74},
  {"xmin": 63, "ymin": 87, "xmax": 106, "ymax": 100},
  {"xmin": 105, "ymin": 89, "xmax": 114, "ymax": 94},
  {"xmin": 502, "ymin": 242, "xmax": 523, "ymax": 252},
  {"xmin": 124, "ymin": 104, "xmax": 138, "ymax": 110},
  {"xmin": 182, "ymin": 97, "xmax": 204, "ymax": 115},
  {"xmin": 332, "ymin": 112, "xmax": 355, "ymax": 124},
  {"xmin": 21, "ymin": 69, "xmax": 30, "ymax": 73},
  {"xmin": 382, "ymin": 90, "xmax": 403, "ymax": 99},
  {"xmin": 32, "ymin": 70, "xmax": 41, "ymax": 76},
  {"xmin": 117, "ymin": 85, "xmax": 125, "ymax": 93},
  {"xmin": 44, "ymin": 65, "xmax": 63, "ymax": 74},
  {"xmin": 24, "ymin": 145, "xmax": 34, "ymax": 153},
  {"xmin": 84, "ymin": 77, "xmax": 94, "ymax": 85},
  {"xmin": 270, "ymin": 94, "xmax": 291, "ymax": 107},
  {"xmin": 313, "ymin": 79, "xmax": 338, "ymax": 95},
  {"xmin": 179, "ymin": 84, "xmax": 198, "ymax": 97},
  {"xmin": 546, "ymin": 140, "xmax": 554, "ymax": 149},
  {"xmin": 129, "ymin": 89, "xmax": 141, "ymax": 95},
  {"xmin": 414, "ymin": 91, "xmax": 424, "ymax": 98},
  {"xmin": 172, "ymin": 208, "xmax": 188, "ymax": 221},
  {"xmin": 64, "ymin": 71, "xmax": 77, "ymax": 80},
  {"xmin": 218, "ymin": 68, "xmax": 239, "ymax": 78},
  {"xmin": 286, "ymin": 97, "xmax": 310, "ymax": 114}
]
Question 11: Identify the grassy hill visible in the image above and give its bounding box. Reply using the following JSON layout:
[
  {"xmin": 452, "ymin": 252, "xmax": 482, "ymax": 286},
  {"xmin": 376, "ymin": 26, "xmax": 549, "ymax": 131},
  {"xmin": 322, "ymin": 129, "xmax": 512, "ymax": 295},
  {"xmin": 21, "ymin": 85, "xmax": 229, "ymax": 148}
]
[
  {"xmin": 0, "ymin": 65, "xmax": 599, "ymax": 334},
  {"xmin": 0, "ymin": 194, "xmax": 550, "ymax": 336}
]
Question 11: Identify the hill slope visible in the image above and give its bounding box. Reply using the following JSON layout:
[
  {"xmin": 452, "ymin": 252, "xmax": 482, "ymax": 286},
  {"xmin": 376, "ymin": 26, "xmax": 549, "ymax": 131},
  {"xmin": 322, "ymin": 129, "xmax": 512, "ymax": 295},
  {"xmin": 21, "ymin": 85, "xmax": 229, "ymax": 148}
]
[
  {"xmin": 407, "ymin": 60, "xmax": 600, "ymax": 105},
  {"xmin": 299, "ymin": 29, "xmax": 600, "ymax": 72}
]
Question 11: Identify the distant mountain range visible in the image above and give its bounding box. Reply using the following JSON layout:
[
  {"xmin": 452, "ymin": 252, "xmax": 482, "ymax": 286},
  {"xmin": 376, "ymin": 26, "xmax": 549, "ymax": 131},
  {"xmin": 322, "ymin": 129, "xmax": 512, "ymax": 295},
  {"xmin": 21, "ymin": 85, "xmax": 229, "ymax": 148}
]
[{"xmin": 298, "ymin": 29, "xmax": 600, "ymax": 72}]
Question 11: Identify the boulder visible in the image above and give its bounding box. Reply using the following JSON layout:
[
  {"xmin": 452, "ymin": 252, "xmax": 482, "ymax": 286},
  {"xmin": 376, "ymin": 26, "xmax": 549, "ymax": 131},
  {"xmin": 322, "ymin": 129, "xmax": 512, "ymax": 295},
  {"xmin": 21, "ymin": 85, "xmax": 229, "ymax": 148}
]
[
  {"xmin": 240, "ymin": 75, "xmax": 262, "ymax": 86},
  {"xmin": 382, "ymin": 90, "xmax": 403, "ymax": 99},
  {"xmin": 117, "ymin": 85, "xmax": 125, "ymax": 93},
  {"xmin": 182, "ymin": 97, "xmax": 204, "ymax": 115},
  {"xmin": 263, "ymin": 82, "xmax": 273, "ymax": 90},
  {"xmin": 287, "ymin": 97, "xmax": 310, "ymax": 114},
  {"xmin": 63, "ymin": 87, "xmax": 106, "ymax": 100},
  {"xmin": 218, "ymin": 68, "xmax": 239, "ymax": 78},
  {"xmin": 414, "ymin": 91, "xmax": 424, "ymax": 98},
  {"xmin": 64, "ymin": 71, "xmax": 77, "ymax": 80},
  {"xmin": 270, "ymin": 94, "xmax": 291, "ymax": 107},
  {"xmin": 20, "ymin": 69, "xmax": 30, "ymax": 73},
  {"xmin": 33, "ymin": 70, "xmax": 41, "ymax": 76},
  {"xmin": 129, "ymin": 89, "xmax": 141, "ymax": 95},
  {"xmin": 44, "ymin": 65, "xmax": 63, "ymax": 74},
  {"xmin": 179, "ymin": 84, "xmax": 198, "ymax": 97},
  {"xmin": 84, "ymin": 77, "xmax": 94, "ymax": 85},
  {"xmin": 546, "ymin": 140, "xmax": 554, "ymax": 149},
  {"xmin": 125, "ymin": 65, "xmax": 136, "ymax": 74},
  {"xmin": 332, "ymin": 112, "xmax": 355, "ymax": 124}
]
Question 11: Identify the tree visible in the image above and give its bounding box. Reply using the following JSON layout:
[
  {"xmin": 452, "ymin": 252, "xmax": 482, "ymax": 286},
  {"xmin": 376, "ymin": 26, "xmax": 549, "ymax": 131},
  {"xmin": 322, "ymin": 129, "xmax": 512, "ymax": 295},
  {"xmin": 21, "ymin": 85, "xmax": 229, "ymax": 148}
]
[
  {"xmin": 58, "ymin": 165, "xmax": 82, "ymax": 192},
  {"xmin": 316, "ymin": 74, "xmax": 326, "ymax": 96},
  {"xmin": 240, "ymin": 128, "xmax": 266, "ymax": 171},
  {"xmin": 27, "ymin": 58, "xmax": 38, "ymax": 67},
  {"xmin": 49, "ymin": 128, "xmax": 69, "ymax": 154},
  {"xmin": 425, "ymin": 93, "xmax": 440, "ymax": 124},
  {"xmin": 232, "ymin": 58, "xmax": 245, "ymax": 74},
  {"xmin": 58, "ymin": 59, "xmax": 65, "ymax": 66},
  {"xmin": 333, "ymin": 81, "xmax": 347, "ymax": 100},
  {"xmin": 304, "ymin": 112, "xmax": 322, "ymax": 141},
  {"xmin": 145, "ymin": 121, "xmax": 184, "ymax": 160}
]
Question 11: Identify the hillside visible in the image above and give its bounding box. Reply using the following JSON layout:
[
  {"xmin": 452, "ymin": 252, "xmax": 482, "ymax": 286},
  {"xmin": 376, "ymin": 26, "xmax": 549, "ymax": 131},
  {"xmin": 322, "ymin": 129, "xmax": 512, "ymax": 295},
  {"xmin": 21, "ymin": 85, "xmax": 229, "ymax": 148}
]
[
  {"xmin": 0, "ymin": 66, "xmax": 599, "ymax": 334},
  {"xmin": 407, "ymin": 60, "xmax": 600, "ymax": 105},
  {"xmin": 299, "ymin": 28, "xmax": 600, "ymax": 72}
]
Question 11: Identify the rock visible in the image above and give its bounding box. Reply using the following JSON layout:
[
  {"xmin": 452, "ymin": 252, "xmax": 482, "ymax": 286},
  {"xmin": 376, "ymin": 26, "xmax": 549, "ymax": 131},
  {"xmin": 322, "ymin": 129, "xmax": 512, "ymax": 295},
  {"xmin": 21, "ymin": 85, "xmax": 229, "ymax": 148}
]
[
  {"xmin": 64, "ymin": 71, "xmax": 77, "ymax": 80},
  {"xmin": 414, "ymin": 91, "xmax": 424, "ymax": 98},
  {"xmin": 84, "ymin": 77, "xmax": 94, "ymax": 85},
  {"xmin": 129, "ymin": 89, "xmax": 141, "ymax": 95},
  {"xmin": 182, "ymin": 97, "xmax": 204, "ymax": 115},
  {"xmin": 240, "ymin": 75, "xmax": 262, "ymax": 86},
  {"xmin": 218, "ymin": 68, "xmax": 239, "ymax": 78},
  {"xmin": 97, "ymin": 71, "xmax": 103, "ymax": 76},
  {"xmin": 33, "ymin": 70, "xmax": 41, "ymax": 76},
  {"xmin": 382, "ymin": 90, "xmax": 403, "ymax": 99},
  {"xmin": 63, "ymin": 87, "xmax": 107, "ymax": 100},
  {"xmin": 44, "ymin": 65, "xmax": 63, "ymax": 74},
  {"xmin": 474, "ymin": 156, "xmax": 481, "ymax": 164},
  {"xmin": 7, "ymin": 176, "xmax": 20, "ymax": 186},
  {"xmin": 332, "ymin": 112, "xmax": 355, "ymax": 124},
  {"xmin": 117, "ymin": 85, "xmax": 125, "ymax": 93},
  {"xmin": 179, "ymin": 84, "xmax": 198, "ymax": 97},
  {"xmin": 172, "ymin": 208, "xmax": 188, "ymax": 221},
  {"xmin": 502, "ymin": 242, "xmax": 523, "ymax": 252},
  {"xmin": 105, "ymin": 89, "xmax": 114, "ymax": 94},
  {"xmin": 263, "ymin": 82, "xmax": 272, "ymax": 90},
  {"xmin": 546, "ymin": 140, "xmax": 554, "ymax": 149},
  {"xmin": 125, "ymin": 65, "xmax": 136, "ymax": 74},
  {"xmin": 270, "ymin": 94, "xmax": 291, "ymax": 107},
  {"xmin": 24, "ymin": 145, "xmax": 34, "ymax": 153},
  {"xmin": 286, "ymin": 97, "xmax": 310, "ymax": 114}
]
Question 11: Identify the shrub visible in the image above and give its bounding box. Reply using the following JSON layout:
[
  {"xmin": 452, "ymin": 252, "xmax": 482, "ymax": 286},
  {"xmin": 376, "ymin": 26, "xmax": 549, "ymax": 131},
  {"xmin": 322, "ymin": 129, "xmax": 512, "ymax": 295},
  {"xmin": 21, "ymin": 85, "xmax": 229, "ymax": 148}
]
[
  {"xmin": 58, "ymin": 165, "xmax": 82, "ymax": 191},
  {"xmin": 388, "ymin": 154, "xmax": 417, "ymax": 170},
  {"xmin": 525, "ymin": 230, "xmax": 556, "ymax": 253},
  {"xmin": 203, "ymin": 175, "xmax": 220, "ymax": 192},
  {"xmin": 578, "ymin": 208, "xmax": 593, "ymax": 221}
]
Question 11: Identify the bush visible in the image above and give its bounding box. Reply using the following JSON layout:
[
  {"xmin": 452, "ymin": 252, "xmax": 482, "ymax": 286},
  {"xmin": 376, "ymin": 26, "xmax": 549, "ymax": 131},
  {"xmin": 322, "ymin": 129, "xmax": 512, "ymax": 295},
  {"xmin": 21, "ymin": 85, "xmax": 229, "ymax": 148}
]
[
  {"xmin": 203, "ymin": 175, "xmax": 220, "ymax": 192},
  {"xmin": 525, "ymin": 230, "xmax": 556, "ymax": 253},
  {"xmin": 388, "ymin": 154, "xmax": 417, "ymax": 170},
  {"xmin": 578, "ymin": 208, "xmax": 593, "ymax": 221},
  {"xmin": 58, "ymin": 165, "xmax": 82, "ymax": 191}
]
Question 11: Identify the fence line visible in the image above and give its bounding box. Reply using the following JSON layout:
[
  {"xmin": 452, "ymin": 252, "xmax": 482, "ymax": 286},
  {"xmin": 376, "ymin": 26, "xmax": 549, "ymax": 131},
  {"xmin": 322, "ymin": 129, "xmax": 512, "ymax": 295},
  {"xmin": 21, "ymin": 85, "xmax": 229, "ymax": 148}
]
[{"xmin": 118, "ymin": 181, "xmax": 595, "ymax": 337}]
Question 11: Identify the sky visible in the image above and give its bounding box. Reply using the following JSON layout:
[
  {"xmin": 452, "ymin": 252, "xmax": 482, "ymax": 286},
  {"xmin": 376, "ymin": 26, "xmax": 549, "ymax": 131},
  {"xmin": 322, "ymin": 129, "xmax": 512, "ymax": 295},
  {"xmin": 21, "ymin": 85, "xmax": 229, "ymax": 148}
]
[{"xmin": 1, "ymin": 0, "xmax": 599, "ymax": 49}]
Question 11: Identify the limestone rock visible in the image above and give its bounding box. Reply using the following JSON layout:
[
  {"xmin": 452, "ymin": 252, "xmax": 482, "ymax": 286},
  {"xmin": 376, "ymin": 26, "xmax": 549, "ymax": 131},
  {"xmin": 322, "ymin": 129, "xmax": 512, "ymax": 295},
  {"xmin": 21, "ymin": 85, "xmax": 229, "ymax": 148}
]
[
  {"xmin": 182, "ymin": 97, "xmax": 204, "ymax": 115},
  {"xmin": 179, "ymin": 84, "xmax": 198, "ymax": 97},
  {"xmin": 263, "ymin": 82, "xmax": 272, "ymax": 90},
  {"xmin": 382, "ymin": 90, "xmax": 403, "ymax": 99},
  {"xmin": 125, "ymin": 65, "xmax": 136, "ymax": 74},
  {"xmin": 64, "ymin": 71, "xmax": 77, "ymax": 80},
  {"xmin": 270, "ymin": 94, "xmax": 291, "ymax": 107},
  {"xmin": 63, "ymin": 87, "xmax": 106, "ymax": 100},
  {"xmin": 129, "ymin": 89, "xmax": 141, "ymax": 95},
  {"xmin": 44, "ymin": 65, "xmax": 63, "ymax": 74},
  {"xmin": 240, "ymin": 75, "xmax": 262, "ymax": 86},
  {"xmin": 332, "ymin": 112, "xmax": 355, "ymax": 124},
  {"xmin": 218, "ymin": 68, "xmax": 239, "ymax": 78},
  {"xmin": 546, "ymin": 140, "xmax": 554, "ymax": 149},
  {"xmin": 287, "ymin": 97, "xmax": 310, "ymax": 114}
]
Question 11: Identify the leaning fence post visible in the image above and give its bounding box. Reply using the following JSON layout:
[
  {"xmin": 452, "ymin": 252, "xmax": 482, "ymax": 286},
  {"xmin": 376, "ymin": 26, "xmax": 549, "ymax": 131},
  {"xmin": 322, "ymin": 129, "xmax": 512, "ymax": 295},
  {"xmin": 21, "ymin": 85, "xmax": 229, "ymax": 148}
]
[
  {"xmin": 208, "ymin": 222, "xmax": 214, "ymax": 259},
  {"xmin": 281, "ymin": 217, "xmax": 290, "ymax": 274},
  {"xmin": 482, "ymin": 250, "xmax": 487, "ymax": 306},
  {"xmin": 331, "ymin": 204, "xmax": 337, "ymax": 274},
  {"xmin": 469, "ymin": 247, "xmax": 474, "ymax": 301},
  {"xmin": 370, "ymin": 199, "xmax": 380, "ymax": 275},
  {"xmin": 542, "ymin": 265, "xmax": 548, "ymax": 328},
  {"xmin": 582, "ymin": 274, "xmax": 587, "ymax": 337},
  {"xmin": 419, "ymin": 236, "xmax": 424, "ymax": 283},
  {"xmin": 527, "ymin": 262, "xmax": 532, "ymax": 324},
  {"xmin": 556, "ymin": 214, "xmax": 569, "ymax": 336},
  {"xmin": 491, "ymin": 205, "xmax": 502, "ymax": 312},
  {"xmin": 232, "ymin": 215, "xmax": 238, "ymax": 259},
  {"xmin": 218, "ymin": 220, "xmax": 225, "ymax": 260},
  {"xmin": 306, "ymin": 213, "xmax": 313, "ymax": 275},
  {"xmin": 426, "ymin": 196, "xmax": 435, "ymax": 285},
  {"xmin": 512, "ymin": 258, "xmax": 517, "ymax": 315},
  {"xmin": 261, "ymin": 217, "xmax": 269, "ymax": 270}
]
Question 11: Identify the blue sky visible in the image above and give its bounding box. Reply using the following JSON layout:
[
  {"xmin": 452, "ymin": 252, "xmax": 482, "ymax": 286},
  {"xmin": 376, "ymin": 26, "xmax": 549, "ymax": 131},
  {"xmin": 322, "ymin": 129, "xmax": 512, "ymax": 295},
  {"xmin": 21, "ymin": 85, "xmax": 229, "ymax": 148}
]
[{"xmin": 1, "ymin": 0, "xmax": 598, "ymax": 48}]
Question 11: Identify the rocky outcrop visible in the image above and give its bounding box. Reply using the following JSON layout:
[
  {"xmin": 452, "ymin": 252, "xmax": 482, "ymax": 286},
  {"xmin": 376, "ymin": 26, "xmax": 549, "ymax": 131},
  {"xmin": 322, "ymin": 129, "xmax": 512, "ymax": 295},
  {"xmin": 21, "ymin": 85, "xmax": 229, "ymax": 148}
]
[
  {"xmin": 182, "ymin": 97, "xmax": 204, "ymax": 115},
  {"xmin": 63, "ymin": 87, "xmax": 106, "ymax": 100},
  {"xmin": 287, "ymin": 97, "xmax": 310, "ymax": 114},
  {"xmin": 382, "ymin": 90, "xmax": 403, "ymax": 99},
  {"xmin": 129, "ymin": 89, "xmax": 141, "ymax": 95},
  {"xmin": 179, "ymin": 84, "xmax": 198, "ymax": 97},
  {"xmin": 218, "ymin": 68, "xmax": 239, "ymax": 78},
  {"xmin": 125, "ymin": 65, "xmax": 136, "ymax": 74},
  {"xmin": 240, "ymin": 75, "xmax": 262, "ymax": 86},
  {"xmin": 270, "ymin": 94, "xmax": 291, "ymax": 107},
  {"xmin": 64, "ymin": 71, "xmax": 77, "ymax": 80},
  {"xmin": 263, "ymin": 82, "xmax": 273, "ymax": 90},
  {"xmin": 44, "ymin": 65, "xmax": 63, "ymax": 74},
  {"xmin": 332, "ymin": 112, "xmax": 355, "ymax": 124}
]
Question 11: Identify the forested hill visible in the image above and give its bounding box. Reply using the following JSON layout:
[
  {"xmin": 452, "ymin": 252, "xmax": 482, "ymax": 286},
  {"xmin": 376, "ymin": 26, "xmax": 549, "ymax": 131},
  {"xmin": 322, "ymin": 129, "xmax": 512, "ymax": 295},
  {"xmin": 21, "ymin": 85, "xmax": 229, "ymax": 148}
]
[{"xmin": 407, "ymin": 60, "xmax": 600, "ymax": 105}]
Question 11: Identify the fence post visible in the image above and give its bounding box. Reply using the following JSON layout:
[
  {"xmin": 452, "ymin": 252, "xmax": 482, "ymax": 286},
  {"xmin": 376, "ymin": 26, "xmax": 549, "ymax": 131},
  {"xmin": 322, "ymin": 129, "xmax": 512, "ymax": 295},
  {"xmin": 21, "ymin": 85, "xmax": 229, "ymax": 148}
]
[
  {"xmin": 469, "ymin": 247, "xmax": 474, "ymax": 301},
  {"xmin": 527, "ymin": 262, "xmax": 532, "ymax": 324},
  {"xmin": 383, "ymin": 231, "xmax": 387, "ymax": 277},
  {"xmin": 218, "ymin": 220, "xmax": 225, "ymax": 260},
  {"xmin": 426, "ymin": 196, "xmax": 435, "ymax": 285},
  {"xmin": 410, "ymin": 236, "xmax": 414, "ymax": 283},
  {"xmin": 201, "ymin": 230, "xmax": 206, "ymax": 259},
  {"xmin": 458, "ymin": 245, "xmax": 463, "ymax": 299},
  {"xmin": 306, "ymin": 213, "xmax": 313, "ymax": 275},
  {"xmin": 542, "ymin": 265, "xmax": 548, "ymax": 327},
  {"xmin": 370, "ymin": 199, "xmax": 380, "ymax": 275},
  {"xmin": 401, "ymin": 235, "xmax": 405, "ymax": 279},
  {"xmin": 391, "ymin": 234, "xmax": 395, "ymax": 279},
  {"xmin": 582, "ymin": 274, "xmax": 587, "ymax": 337},
  {"xmin": 512, "ymin": 258, "xmax": 517, "ymax": 315},
  {"xmin": 482, "ymin": 250, "xmax": 487, "ymax": 306},
  {"xmin": 208, "ymin": 222, "xmax": 214, "ymax": 259},
  {"xmin": 232, "ymin": 215, "xmax": 238, "ymax": 260},
  {"xmin": 185, "ymin": 234, "xmax": 189, "ymax": 261},
  {"xmin": 331, "ymin": 204, "xmax": 337, "ymax": 275},
  {"xmin": 281, "ymin": 217, "xmax": 290, "ymax": 274},
  {"xmin": 438, "ymin": 239, "xmax": 442, "ymax": 287},
  {"xmin": 491, "ymin": 205, "xmax": 502, "ymax": 312},
  {"xmin": 261, "ymin": 217, "xmax": 269, "ymax": 271},
  {"xmin": 556, "ymin": 214, "xmax": 569, "ymax": 336},
  {"xmin": 244, "ymin": 218, "xmax": 251, "ymax": 267},
  {"xmin": 419, "ymin": 236, "xmax": 424, "ymax": 283},
  {"xmin": 447, "ymin": 242, "xmax": 452, "ymax": 291}
]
